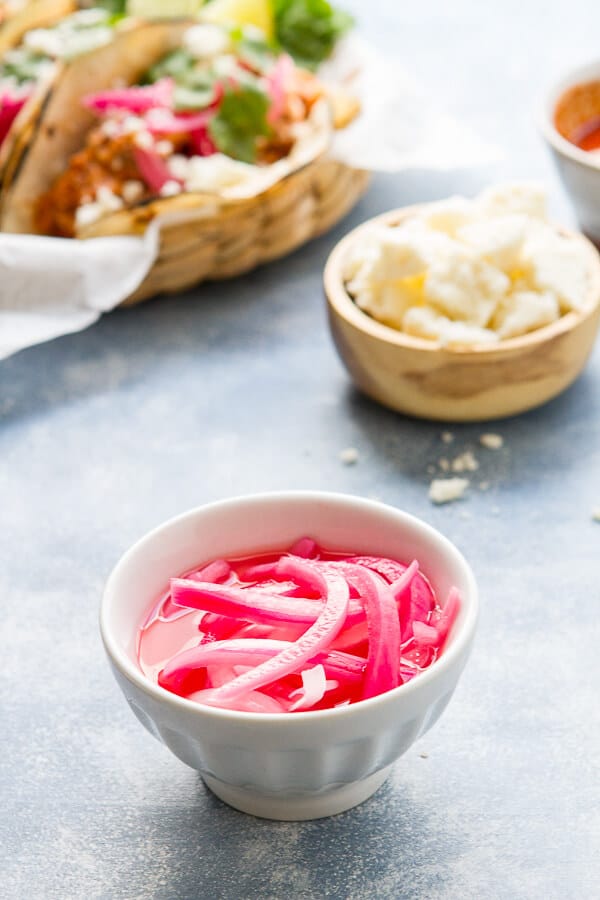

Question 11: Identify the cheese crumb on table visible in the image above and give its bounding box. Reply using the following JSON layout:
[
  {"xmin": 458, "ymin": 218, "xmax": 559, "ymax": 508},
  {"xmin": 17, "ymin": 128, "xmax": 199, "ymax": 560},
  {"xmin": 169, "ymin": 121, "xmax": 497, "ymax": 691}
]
[
  {"xmin": 451, "ymin": 450, "xmax": 479, "ymax": 472},
  {"xmin": 339, "ymin": 447, "xmax": 359, "ymax": 465},
  {"xmin": 480, "ymin": 433, "xmax": 504, "ymax": 450},
  {"xmin": 441, "ymin": 431, "xmax": 454, "ymax": 443},
  {"xmin": 429, "ymin": 477, "xmax": 469, "ymax": 504}
]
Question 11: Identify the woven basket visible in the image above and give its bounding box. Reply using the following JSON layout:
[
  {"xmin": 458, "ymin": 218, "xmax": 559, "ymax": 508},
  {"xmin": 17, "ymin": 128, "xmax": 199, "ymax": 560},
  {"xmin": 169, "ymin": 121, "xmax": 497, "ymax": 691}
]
[{"xmin": 122, "ymin": 158, "xmax": 369, "ymax": 306}]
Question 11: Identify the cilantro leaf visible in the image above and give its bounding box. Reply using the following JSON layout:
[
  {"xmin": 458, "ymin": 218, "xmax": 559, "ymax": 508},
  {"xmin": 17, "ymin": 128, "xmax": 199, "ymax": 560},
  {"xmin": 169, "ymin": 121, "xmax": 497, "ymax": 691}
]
[
  {"xmin": 94, "ymin": 0, "xmax": 127, "ymax": 13},
  {"xmin": 273, "ymin": 0, "xmax": 353, "ymax": 69},
  {"xmin": 208, "ymin": 83, "xmax": 271, "ymax": 163}
]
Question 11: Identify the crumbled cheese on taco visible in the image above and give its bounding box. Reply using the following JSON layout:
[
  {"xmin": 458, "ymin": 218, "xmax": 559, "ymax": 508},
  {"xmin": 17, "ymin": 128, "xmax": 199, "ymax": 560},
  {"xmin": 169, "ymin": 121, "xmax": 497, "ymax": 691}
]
[{"xmin": 183, "ymin": 24, "xmax": 231, "ymax": 59}]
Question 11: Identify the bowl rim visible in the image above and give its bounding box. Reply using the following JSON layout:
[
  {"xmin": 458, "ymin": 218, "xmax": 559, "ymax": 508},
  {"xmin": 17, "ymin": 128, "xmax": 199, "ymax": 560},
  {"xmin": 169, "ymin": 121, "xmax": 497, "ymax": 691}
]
[
  {"xmin": 100, "ymin": 490, "xmax": 479, "ymax": 725},
  {"xmin": 538, "ymin": 56, "xmax": 600, "ymax": 171},
  {"xmin": 324, "ymin": 204, "xmax": 600, "ymax": 356}
]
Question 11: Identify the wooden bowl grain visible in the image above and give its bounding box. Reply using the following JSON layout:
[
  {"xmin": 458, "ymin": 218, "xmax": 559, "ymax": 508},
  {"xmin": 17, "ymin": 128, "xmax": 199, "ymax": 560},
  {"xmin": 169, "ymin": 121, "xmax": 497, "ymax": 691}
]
[{"xmin": 324, "ymin": 206, "xmax": 600, "ymax": 422}]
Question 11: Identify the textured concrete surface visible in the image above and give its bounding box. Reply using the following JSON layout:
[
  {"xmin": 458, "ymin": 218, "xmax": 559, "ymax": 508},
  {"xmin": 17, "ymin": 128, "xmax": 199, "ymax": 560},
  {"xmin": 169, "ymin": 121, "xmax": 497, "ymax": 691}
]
[{"xmin": 1, "ymin": 2, "xmax": 599, "ymax": 898}]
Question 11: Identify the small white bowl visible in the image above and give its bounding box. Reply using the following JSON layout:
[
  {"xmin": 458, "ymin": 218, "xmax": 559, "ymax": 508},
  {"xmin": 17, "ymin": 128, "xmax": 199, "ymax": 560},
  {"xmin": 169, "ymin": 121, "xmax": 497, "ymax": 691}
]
[
  {"xmin": 540, "ymin": 59, "xmax": 600, "ymax": 244},
  {"xmin": 101, "ymin": 492, "xmax": 478, "ymax": 820}
]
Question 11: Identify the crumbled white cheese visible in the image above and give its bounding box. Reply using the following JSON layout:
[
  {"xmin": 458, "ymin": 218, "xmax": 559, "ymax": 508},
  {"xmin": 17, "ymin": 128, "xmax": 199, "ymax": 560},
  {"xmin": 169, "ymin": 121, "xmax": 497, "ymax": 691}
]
[
  {"xmin": 101, "ymin": 119, "xmax": 121, "ymax": 139},
  {"xmin": 403, "ymin": 306, "xmax": 499, "ymax": 346},
  {"xmin": 121, "ymin": 115, "xmax": 146, "ymax": 135},
  {"xmin": 344, "ymin": 183, "xmax": 591, "ymax": 345},
  {"xmin": 122, "ymin": 179, "xmax": 144, "ymax": 204},
  {"xmin": 159, "ymin": 180, "xmax": 182, "ymax": 198},
  {"xmin": 424, "ymin": 249, "xmax": 509, "ymax": 326},
  {"xmin": 24, "ymin": 20, "xmax": 112, "ymax": 60},
  {"xmin": 212, "ymin": 54, "xmax": 241, "ymax": 79},
  {"xmin": 441, "ymin": 431, "xmax": 454, "ymax": 444},
  {"xmin": 75, "ymin": 202, "xmax": 103, "ymax": 229},
  {"xmin": 155, "ymin": 140, "xmax": 174, "ymax": 156},
  {"xmin": 522, "ymin": 230, "xmax": 591, "ymax": 312},
  {"xmin": 133, "ymin": 130, "xmax": 154, "ymax": 150},
  {"xmin": 451, "ymin": 450, "xmax": 479, "ymax": 473},
  {"xmin": 183, "ymin": 24, "xmax": 231, "ymax": 59},
  {"xmin": 476, "ymin": 182, "xmax": 547, "ymax": 220},
  {"xmin": 419, "ymin": 196, "xmax": 475, "ymax": 236},
  {"xmin": 75, "ymin": 186, "xmax": 123, "ymax": 228},
  {"xmin": 492, "ymin": 288, "xmax": 560, "ymax": 338},
  {"xmin": 96, "ymin": 185, "xmax": 124, "ymax": 213},
  {"xmin": 167, "ymin": 154, "xmax": 190, "ymax": 182},
  {"xmin": 339, "ymin": 447, "xmax": 359, "ymax": 465},
  {"xmin": 429, "ymin": 478, "xmax": 469, "ymax": 504},
  {"xmin": 479, "ymin": 433, "xmax": 504, "ymax": 450},
  {"xmin": 456, "ymin": 215, "xmax": 526, "ymax": 272},
  {"xmin": 438, "ymin": 458, "xmax": 450, "ymax": 472},
  {"xmin": 23, "ymin": 28, "xmax": 63, "ymax": 57}
]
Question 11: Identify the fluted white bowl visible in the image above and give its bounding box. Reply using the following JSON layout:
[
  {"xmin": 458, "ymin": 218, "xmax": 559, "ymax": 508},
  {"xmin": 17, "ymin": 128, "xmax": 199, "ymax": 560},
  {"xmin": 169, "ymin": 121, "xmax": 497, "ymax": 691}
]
[{"xmin": 101, "ymin": 492, "xmax": 478, "ymax": 820}]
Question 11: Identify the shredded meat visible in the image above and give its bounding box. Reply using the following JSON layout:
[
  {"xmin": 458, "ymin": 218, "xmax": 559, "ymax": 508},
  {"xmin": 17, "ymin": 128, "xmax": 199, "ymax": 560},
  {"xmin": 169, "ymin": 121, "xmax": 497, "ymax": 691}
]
[
  {"xmin": 35, "ymin": 130, "xmax": 149, "ymax": 237},
  {"xmin": 258, "ymin": 69, "xmax": 324, "ymax": 164}
]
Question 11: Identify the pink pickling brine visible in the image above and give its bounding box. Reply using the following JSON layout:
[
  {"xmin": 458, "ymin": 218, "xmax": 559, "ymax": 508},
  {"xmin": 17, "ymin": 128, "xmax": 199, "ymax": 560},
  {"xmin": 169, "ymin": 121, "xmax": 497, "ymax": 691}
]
[{"xmin": 137, "ymin": 538, "xmax": 461, "ymax": 713}]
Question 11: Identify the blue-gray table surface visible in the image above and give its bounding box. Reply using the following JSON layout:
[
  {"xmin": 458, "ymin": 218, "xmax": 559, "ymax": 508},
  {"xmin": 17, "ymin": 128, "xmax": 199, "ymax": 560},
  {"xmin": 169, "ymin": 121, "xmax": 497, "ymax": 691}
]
[{"xmin": 1, "ymin": 2, "xmax": 599, "ymax": 898}]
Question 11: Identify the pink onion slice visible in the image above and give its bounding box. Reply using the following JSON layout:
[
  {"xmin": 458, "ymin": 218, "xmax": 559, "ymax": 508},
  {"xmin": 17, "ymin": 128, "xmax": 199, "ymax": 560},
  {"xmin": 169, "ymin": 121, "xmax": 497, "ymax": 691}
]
[
  {"xmin": 432, "ymin": 586, "xmax": 461, "ymax": 645},
  {"xmin": 341, "ymin": 564, "xmax": 401, "ymax": 699},
  {"xmin": 133, "ymin": 145, "xmax": 177, "ymax": 193},
  {"xmin": 412, "ymin": 621, "xmax": 440, "ymax": 646},
  {"xmin": 0, "ymin": 90, "xmax": 29, "ymax": 146},
  {"xmin": 188, "ymin": 688, "xmax": 285, "ymax": 713},
  {"xmin": 158, "ymin": 638, "xmax": 366, "ymax": 694},
  {"xmin": 142, "ymin": 559, "xmax": 231, "ymax": 630},
  {"xmin": 345, "ymin": 555, "xmax": 408, "ymax": 583},
  {"xmin": 171, "ymin": 578, "xmax": 364, "ymax": 627},
  {"xmin": 266, "ymin": 53, "xmax": 294, "ymax": 123},
  {"xmin": 145, "ymin": 106, "xmax": 214, "ymax": 135},
  {"xmin": 84, "ymin": 78, "xmax": 174, "ymax": 113},
  {"xmin": 196, "ymin": 566, "xmax": 349, "ymax": 704}
]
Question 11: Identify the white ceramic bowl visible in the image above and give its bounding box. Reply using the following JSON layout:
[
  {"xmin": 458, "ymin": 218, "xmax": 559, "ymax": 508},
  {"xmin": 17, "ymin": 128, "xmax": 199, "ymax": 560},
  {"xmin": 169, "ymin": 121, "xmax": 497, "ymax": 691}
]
[
  {"xmin": 540, "ymin": 59, "xmax": 600, "ymax": 244},
  {"xmin": 101, "ymin": 492, "xmax": 478, "ymax": 820}
]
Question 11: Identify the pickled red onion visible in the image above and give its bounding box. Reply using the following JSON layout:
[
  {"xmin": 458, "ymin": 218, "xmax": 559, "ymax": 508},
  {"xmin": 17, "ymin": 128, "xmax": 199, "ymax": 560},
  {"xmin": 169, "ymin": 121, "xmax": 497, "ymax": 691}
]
[
  {"xmin": 138, "ymin": 540, "xmax": 461, "ymax": 713},
  {"xmin": 83, "ymin": 78, "xmax": 174, "ymax": 113},
  {"xmin": 199, "ymin": 567, "xmax": 349, "ymax": 704}
]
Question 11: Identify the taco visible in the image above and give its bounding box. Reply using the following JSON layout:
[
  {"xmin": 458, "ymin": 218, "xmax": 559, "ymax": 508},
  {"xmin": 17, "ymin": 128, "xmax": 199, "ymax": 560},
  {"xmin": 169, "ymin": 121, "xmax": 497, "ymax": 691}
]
[
  {"xmin": 0, "ymin": 20, "xmax": 356, "ymax": 237},
  {"xmin": 0, "ymin": 3, "xmax": 137, "ymax": 183}
]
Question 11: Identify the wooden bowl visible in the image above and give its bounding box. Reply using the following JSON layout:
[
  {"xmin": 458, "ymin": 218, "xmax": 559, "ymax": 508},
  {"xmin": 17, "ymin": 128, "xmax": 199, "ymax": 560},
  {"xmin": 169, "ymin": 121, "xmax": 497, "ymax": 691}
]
[{"xmin": 324, "ymin": 206, "xmax": 600, "ymax": 422}]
